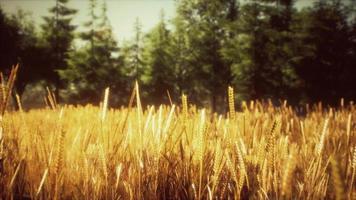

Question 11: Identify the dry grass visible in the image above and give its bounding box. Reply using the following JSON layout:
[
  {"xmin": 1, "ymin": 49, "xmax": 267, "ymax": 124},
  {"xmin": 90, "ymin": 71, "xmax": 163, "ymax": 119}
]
[{"xmin": 0, "ymin": 81, "xmax": 355, "ymax": 199}]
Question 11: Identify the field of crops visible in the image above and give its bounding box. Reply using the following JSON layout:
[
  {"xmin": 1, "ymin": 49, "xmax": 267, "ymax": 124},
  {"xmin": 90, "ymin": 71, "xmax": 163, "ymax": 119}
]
[{"xmin": 0, "ymin": 83, "xmax": 355, "ymax": 199}]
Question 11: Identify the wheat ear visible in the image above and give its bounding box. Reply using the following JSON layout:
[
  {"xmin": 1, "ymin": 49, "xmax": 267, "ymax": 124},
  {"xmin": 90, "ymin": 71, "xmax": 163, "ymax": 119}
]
[
  {"xmin": 182, "ymin": 94, "xmax": 188, "ymax": 125},
  {"xmin": 101, "ymin": 87, "xmax": 110, "ymax": 121},
  {"xmin": 330, "ymin": 156, "xmax": 346, "ymax": 200},
  {"xmin": 228, "ymin": 86, "xmax": 235, "ymax": 120},
  {"xmin": 316, "ymin": 118, "xmax": 329, "ymax": 156}
]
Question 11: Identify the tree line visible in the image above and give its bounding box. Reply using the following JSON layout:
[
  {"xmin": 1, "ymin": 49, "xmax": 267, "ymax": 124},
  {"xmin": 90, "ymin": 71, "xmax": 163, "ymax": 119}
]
[{"xmin": 0, "ymin": 0, "xmax": 355, "ymax": 111}]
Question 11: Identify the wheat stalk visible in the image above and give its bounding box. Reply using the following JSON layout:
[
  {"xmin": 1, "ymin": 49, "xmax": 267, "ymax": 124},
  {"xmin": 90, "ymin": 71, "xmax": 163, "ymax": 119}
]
[
  {"xmin": 36, "ymin": 168, "xmax": 49, "ymax": 197},
  {"xmin": 281, "ymin": 149, "xmax": 296, "ymax": 198},
  {"xmin": 346, "ymin": 114, "xmax": 351, "ymax": 145},
  {"xmin": 1, "ymin": 65, "xmax": 18, "ymax": 115},
  {"xmin": 228, "ymin": 86, "xmax": 235, "ymax": 120},
  {"xmin": 197, "ymin": 109, "xmax": 206, "ymax": 200},
  {"xmin": 54, "ymin": 128, "xmax": 66, "ymax": 197},
  {"xmin": 15, "ymin": 94, "xmax": 23, "ymax": 113},
  {"xmin": 101, "ymin": 87, "xmax": 110, "ymax": 122},
  {"xmin": 349, "ymin": 146, "xmax": 356, "ymax": 198},
  {"xmin": 330, "ymin": 156, "xmax": 346, "ymax": 200},
  {"xmin": 212, "ymin": 140, "xmax": 225, "ymax": 195},
  {"xmin": 46, "ymin": 87, "xmax": 57, "ymax": 110},
  {"xmin": 9, "ymin": 160, "xmax": 22, "ymax": 191},
  {"xmin": 115, "ymin": 163, "xmax": 123, "ymax": 190},
  {"xmin": 182, "ymin": 94, "xmax": 188, "ymax": 125},
  {"xmin": 235, "ymin": 142, "xmax": 247, "ymax": 191},
  {"xmin": 0, "ymin": 72, "xmax": 6, "ymax": 103},
  {"xmin": 225, "ymin": 149, "xmax": 240, "ymax": 198},
  {"xmin": 266, "ymin": 120, "xmax": 277, "ymax": 153},
  {"xmin": 316, "ymin": 118, "xmax": 329, "ymax": 156}
]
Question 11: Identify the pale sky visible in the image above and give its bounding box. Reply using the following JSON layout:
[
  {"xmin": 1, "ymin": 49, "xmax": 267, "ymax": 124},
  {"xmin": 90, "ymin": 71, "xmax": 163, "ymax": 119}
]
[
  {"xmin": 0, "ymin": 0, "xmax": 176, "ymax": 42},
  {"xmin": 0, "ymin": 0, "xmax": 317, "ymax": 42}
]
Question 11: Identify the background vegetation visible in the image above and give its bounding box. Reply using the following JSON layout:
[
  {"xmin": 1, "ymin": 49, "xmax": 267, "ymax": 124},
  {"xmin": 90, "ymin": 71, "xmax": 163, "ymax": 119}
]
[{"xmin": 0, "ymin": 0, "xmax": 355, "ymax": 111}]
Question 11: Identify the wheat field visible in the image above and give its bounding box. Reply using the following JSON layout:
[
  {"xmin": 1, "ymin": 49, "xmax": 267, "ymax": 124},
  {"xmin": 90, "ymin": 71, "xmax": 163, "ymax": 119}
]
[{"xmin": 0, "ymin": 71, "xmax": 355, "ymax": 199}]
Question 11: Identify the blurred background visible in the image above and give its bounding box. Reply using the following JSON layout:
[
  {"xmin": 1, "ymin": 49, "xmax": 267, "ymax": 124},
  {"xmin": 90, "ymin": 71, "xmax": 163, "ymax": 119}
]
[{"xmin": 0, "ymin": 0, "xmax": 355, "ymax": 111}]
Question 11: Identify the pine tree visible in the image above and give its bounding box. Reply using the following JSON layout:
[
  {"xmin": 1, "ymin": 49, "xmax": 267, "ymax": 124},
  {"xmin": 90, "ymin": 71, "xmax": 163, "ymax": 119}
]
[
  {"xmin": 262, "ymin": 0, "xmax": 302, "ymax": 103},
  {"xmin": 176, "ymin": 0, "xmax": 238, "ymax": 111},
  {"xmin": 41, "ymin": 0, "xmax": 77, "ymax": 99},
  {"xmin": 221, "ymin": 0, "xmax": 263, "ymax": 100},
  {"xmin": 222, "ymin": 0, "xmax": 301, "ymax": 103},
  {"xmin": 59, "ymin": 0, "xmax": 124, "ymax": 104},
  {"xmin": 133, "ymin": 18, "xmax": 143, "ymax": 81},
  {"xmin": 121, "ymin": 18, "xmax": 143, "ymax": 83},
  {"xmin": 0, "ymin": 7, "xmax": 50, "ymax": 104},
  {"xmin": 171, "ymin": 15, "xmax": 192, "ymax": 96},
  {"xmin": 143, "ymin": 11, "xmax": 175, "ymax": 104},
  {"xmin": 295, "ymin": 0, "xmax": 354, "ymax": 104}
]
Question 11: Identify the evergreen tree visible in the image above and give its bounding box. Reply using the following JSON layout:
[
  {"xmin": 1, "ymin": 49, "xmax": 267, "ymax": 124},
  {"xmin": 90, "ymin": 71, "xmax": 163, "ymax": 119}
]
[
  {"xmin": 170, "ymin": 15, "xmax": 192, "ymax": 97},
  {"xmin": 60, "ymin": 0, "xmax": 124, "ymax": 105},
  {"xmin": 222, "ymin": 0, "xmax": 301, "ymax": 103},
  {"xmin": 41, "ymin": 0, "xmax": 77, "ymax": 99},
  {"xmin": 176, "ymin": 0, "xmax": 238, "ymax": 111},
  {"xmin": 295, "ymin": 0, "xmax": 355, "ymax": 104},
  {"xmin": 262, "ymin": 0, "xmax": 302, "ymax": 103},
  {"xmin": 133, "ymin": 18, "xmax": 143, "ymax": 81},
  {"xmin": 121, "ymin": 18, "xmax": 144, "ymax": 84},
  {"xmin": 348, "ymin": 1, "xmax": 356, "ymax": 100},
  {"xmin": 0, "ymin": 8, "xmax": 48, "ymax": 100},
  {"xmin": 222, "ymin": 0, "xmax": 265, "ymax": 100},
  {"xmin": 143, "ymin": 12, "xmax": 175, "ymax": 104}
]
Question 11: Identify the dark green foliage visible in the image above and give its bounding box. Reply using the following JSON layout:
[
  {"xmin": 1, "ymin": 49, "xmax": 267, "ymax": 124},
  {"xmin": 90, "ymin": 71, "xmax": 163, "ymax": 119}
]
[
  {"xmin": 59, "ymin": 0, "xmax": 125, "ymax": 105},
  {"xmin": 294, "ymin": 0, "xmax": 356, "ymax": 104},
  {"xmin": 121, "ymin": 18, "xmax": 144, "ymax": 88},
  {"xmin": 0, "ymin": 8, "xmax": 47, "ymax": 99},
  {"xmin": 170, "ymin": 16, "xmax": 193, "ymax": 100},
  {"xmin": 222, "ymin": 0, "xmax": 302, "ymax": 104},
  {"xmin": 41, "ymin": 0, "xmax": 77, "ymax": 98},
  {"xmin": 175, "ymin": 0, "xmax": 238, "ymax": 111},
  {"xmin": 142, "ymin": 12, "xmax": 176, "ymax": 105}
]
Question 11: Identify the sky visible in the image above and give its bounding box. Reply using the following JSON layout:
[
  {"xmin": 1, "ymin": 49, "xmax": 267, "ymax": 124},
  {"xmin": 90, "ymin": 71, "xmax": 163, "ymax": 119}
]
[
  {"xmin": 0, "ymin": 0, "xmax": 316, "ymax": 42},
  {"xmin": 0, "ymin": 0, "xmax": 176, "ymax": 42}
]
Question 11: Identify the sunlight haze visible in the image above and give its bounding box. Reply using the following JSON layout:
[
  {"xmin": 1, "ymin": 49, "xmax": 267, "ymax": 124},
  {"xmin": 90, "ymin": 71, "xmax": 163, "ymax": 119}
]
[
  {"xmin": 0, "ymin": 0, "xmax": 318, "ymax": 42},
  {"xmin": 0, "ymin": 0, "xmax": 176, "ymax": 42}
]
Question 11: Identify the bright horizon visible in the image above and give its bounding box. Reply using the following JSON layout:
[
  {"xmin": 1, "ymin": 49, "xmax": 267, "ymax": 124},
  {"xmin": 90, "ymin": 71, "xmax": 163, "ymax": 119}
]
[
  {"xmin": 0, "ymin": 0, "xmax": 317, "ymax": 43},
  {"xmin": 0, "ymin": 0, "xmax": 176, "ymax": 43}
]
